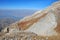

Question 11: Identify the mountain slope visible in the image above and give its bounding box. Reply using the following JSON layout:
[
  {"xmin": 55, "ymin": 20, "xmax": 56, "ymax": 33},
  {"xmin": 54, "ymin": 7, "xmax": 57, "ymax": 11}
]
[{"xmin": 0, "ymin": 1, "xmax": 60, "ymax": 40}]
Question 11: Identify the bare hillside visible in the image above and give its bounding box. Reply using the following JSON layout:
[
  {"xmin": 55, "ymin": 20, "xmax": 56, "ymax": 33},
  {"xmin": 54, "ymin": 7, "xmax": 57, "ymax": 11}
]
[{"xmin": 0, "ymin": 1, "xmax": 60, "ymax": 40}]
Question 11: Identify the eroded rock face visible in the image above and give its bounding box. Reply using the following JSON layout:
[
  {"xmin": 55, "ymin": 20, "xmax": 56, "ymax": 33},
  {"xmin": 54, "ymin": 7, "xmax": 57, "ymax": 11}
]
[
  {"xmin": 0, "ymin": 1, "xmax": 60, "ymax": 40},
  {"xmin": 24, "ymin": 10, "xmax": 57, "ymax": 36}
]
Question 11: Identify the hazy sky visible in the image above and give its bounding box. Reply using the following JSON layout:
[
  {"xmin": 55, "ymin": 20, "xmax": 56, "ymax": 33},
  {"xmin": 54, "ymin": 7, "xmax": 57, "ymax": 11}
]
[{"xmin": 0, "ymin": 0, "xmax": 58, "ymax": 10}]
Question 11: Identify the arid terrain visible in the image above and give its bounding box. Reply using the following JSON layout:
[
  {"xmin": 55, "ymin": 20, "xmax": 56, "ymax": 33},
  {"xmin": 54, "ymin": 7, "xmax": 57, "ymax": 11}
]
[{"xmin": 0, "ymin": 1, "xmax": 60, "ymax": 40}]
